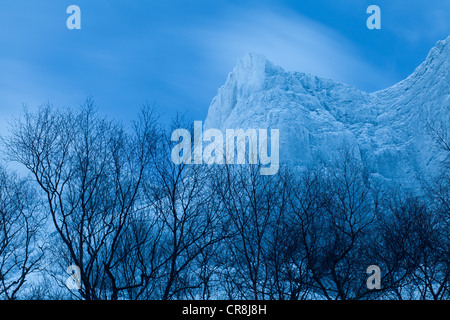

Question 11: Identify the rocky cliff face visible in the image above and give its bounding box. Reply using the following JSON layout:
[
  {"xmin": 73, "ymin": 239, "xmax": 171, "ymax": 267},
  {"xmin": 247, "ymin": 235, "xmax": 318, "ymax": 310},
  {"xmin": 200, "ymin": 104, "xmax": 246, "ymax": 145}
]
[{"xmin": 204, "ymin": 37, "xmax": 450, "ymax": 189}]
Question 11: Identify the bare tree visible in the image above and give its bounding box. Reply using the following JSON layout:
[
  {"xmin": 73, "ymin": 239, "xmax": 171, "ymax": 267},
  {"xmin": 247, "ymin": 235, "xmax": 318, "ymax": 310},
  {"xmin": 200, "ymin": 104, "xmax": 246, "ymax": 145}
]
[
  {"xmin": 319, "ymin": 148, "xmax": 376, "ymax": 300},
  {"xmin": 3, "ymin": 100, "xmax": 447, "ymax": 300},
  {"xmin": 285, "ymin": 168, "xmax": 332, "ymax": 300},
  {"xmin": 214, "ymin": 163, "xmax": 289, "ymax": 300},
  {"xmin": 286, "ymin": 147, "xmax": 376, "ymax": 300},
  {"xmin": 142, "ymin": 120, "xmax": 226, "ymax": 300},
  {"xmin": 6, "ymin": 101, "xmax": 159, "ymax": 299},
  {"xmin": 373, "ymin": 191, "xmax": 448, "ymax": 300},
  {"xmin": 0, "ymin": 166, "xmax": 45, "ymax": 300}
]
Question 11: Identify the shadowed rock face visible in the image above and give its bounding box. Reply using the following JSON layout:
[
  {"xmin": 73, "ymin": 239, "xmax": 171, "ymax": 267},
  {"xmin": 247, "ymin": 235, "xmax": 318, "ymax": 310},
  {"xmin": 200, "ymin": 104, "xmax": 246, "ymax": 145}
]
[{"xmin": 204, "ymin": 37, "xmax": 450, "ymax": 190}]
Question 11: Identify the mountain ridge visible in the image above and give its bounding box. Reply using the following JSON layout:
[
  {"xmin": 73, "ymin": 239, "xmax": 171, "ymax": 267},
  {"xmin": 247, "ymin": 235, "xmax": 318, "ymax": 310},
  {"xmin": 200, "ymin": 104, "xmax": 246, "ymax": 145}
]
[{"xmin": 204, "ymin": 37, "xmax": 450, "ymax": 188}]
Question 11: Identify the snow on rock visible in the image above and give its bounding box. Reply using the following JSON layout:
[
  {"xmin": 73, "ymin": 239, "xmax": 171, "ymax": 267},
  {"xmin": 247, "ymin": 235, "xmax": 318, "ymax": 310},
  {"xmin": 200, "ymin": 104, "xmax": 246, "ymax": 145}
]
[{"xmin": 204, "ymin": 37, "xmax": 450, "ymax": 189}]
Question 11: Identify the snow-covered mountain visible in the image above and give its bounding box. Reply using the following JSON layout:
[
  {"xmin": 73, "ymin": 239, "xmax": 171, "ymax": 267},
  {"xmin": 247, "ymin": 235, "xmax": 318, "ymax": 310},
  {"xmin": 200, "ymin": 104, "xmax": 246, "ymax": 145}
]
[{"xmin": 204, "ymin": 36, "xmax": 450, "ymax": 188}]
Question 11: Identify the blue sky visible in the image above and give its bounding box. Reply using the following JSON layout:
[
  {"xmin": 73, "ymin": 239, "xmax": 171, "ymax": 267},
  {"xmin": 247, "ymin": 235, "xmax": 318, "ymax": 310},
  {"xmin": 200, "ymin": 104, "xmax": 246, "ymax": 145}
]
[{"xmin": 0, "ymin": 0, "xmax": 449, "ymax": 127}]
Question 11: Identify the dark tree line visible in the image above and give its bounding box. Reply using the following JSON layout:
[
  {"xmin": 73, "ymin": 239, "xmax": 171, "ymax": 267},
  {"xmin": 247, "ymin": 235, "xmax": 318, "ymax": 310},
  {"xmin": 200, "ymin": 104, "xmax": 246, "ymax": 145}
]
[{"xmin": 0, "ymin": 102, "xmax": 448, "ymax": 300}]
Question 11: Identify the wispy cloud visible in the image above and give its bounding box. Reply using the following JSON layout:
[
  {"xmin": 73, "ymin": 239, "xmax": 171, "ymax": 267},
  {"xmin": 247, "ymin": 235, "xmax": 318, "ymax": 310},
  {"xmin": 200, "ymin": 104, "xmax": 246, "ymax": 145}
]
[{"xmin": 187, "ymin": 8, "xmax": 395, "ymax": 92}]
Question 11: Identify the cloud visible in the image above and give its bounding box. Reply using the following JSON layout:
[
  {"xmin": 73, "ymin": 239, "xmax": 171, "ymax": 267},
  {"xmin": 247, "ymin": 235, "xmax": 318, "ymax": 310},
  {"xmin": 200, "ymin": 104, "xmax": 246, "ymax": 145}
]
[{"xmin": 188, "ymin": 7, "xmax": 397, "ymax": 92}]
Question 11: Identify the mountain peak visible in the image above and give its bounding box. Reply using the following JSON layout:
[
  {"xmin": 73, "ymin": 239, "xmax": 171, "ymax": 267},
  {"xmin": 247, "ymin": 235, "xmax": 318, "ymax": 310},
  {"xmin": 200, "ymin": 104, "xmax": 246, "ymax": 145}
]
[
  {"xmin": 235, "ymin": 52, "xmax": 270, "ymax": 71},
  {"xmin": 378, "ymin": 36, "xmax": 450, "ymax": 98},
  {"xmin": 425, "ymin": 35, "xmax": 450, "ymax": 62},
  {"xmin": 418, "ymin": 36, "xmax": 449, "ymax": 69},
  {"xmin": 231, "ymin": 52, "xmax": 284, "ymax": 81},
  {"xmin": 205, "ymin": 37, "xmax": 450, "ymax": 187},
  {"xmin": 204, "ymin": 53, "xmax": 287, "ymax": 129},
  {"xmin": 435, "ymin": 35, "xmax": 450, "ymax": 50}
]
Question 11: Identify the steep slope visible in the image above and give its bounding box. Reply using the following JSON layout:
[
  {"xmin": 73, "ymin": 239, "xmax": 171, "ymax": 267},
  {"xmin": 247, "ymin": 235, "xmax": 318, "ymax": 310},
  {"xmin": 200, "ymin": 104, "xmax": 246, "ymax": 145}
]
[
  {"xmin": 204, "ymin": 37, "xmax": 450, "ymax": 188},
  {"xmin": 367, "ymin": 37, "xmax": 450, "ymax": 183}
]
